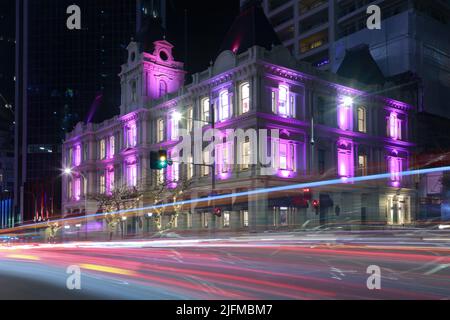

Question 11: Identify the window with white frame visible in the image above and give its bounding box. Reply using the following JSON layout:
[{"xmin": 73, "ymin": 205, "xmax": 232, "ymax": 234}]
[
  {"xmin": 157, "ymin": 118, "xmax": 165, "ymax": 143},
  {"xmin": 126, "ymin": 163, "xmax": 137, "ymax": 187},
  {"xmin": 357, "ymin": 107, "xmax": 367, "ymax": 133},
  {"xmin": 187, "ymin": 107, "xmax": 193, "ymax": 132},
  {"xmin": 74, "ymin": 145, "xmax": 81, "ymax": 166},
  {"xmin": 74, "ymin": 177, "xmax": 81, "ymax": 201},
  {"xmin": 106, "ymin": 168, "xmax": 114, "ymax": 193},
  {"xmin": 279, "ymin": 207, "xmax": 288, "ymax": 226},
  {"xmin": 273, "ymin": 140, "xmax": 296, "ymax": 172},
  {"xmin": 223, "ymin": 212, "xmax": 230, "ymax": 228},
  {"xmin": 389, "ymin": 156, "xmax": 403, "ymax": 184},
  {"xmin": 358, "ymin": 154, "xmax": 368, "ymax": 176},
  {"xmin": 68, "ymin": 179, "xmax": 73, "ymax": 200},
  {"xmin": 68, "ymin": 148, "xmax": 73, "ymax": 167},
  {"xmin": 242, "ymin": 210, "xmax": 249, "ymax": 227},
  {"xmin": 219, "ymin": 90, "xmax": 231, "ymax": 122},
  {"xmin": 271, "ymin": 91, "xmax": 277, "ymax": 114},
  {"xmin": 109, "ymin": 136, "xmax": 115, "ymax": 158},
  {"xmin": 126, "ymin": 123, "xmax": 137, "ymax": 147},
  {"xmin": 388, "ymin": 112, "xmax": 402, "ymax": 140},
  {"xmin": 272, "ymin": 85, "xmax": 295, "ymax": 118},
  {"xmin": 99, "ymin": 174, "xmax": 106, "ymax": 194},
  {"xmin": 99, "ymin": 139, "xmax": 106, "ymax": 160},
  {"xmin": 216, "ymin": 142, "xmax": 233, "ymax": 174},
  {"xmin": 202, "ymin": 98, "xmax": 210, "ymax": 124},
  {"xmin": 241, "ymin": 137, "xmax": 251, "ymax": 170},
  {"xmin": 240, "ymin": 82, "xmax": 250, "ymax": 114},
  {"xmin": 337, "ymin": 141, "xmax": 354, "ymax": 178}
]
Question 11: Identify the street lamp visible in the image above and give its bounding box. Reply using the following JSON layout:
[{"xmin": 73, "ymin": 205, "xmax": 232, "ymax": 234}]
[{"xmin": 63, "ymin": 167, "xmax": 89, "ymax": 240}]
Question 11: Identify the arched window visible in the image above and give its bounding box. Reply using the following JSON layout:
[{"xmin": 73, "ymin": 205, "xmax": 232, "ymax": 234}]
[
  {"xmin": 202, "ymin": 98, "xmax": 210, "ymax": 124},
  {"xmin": 278, "ymin": 85, "xmax": 289, "ymax": 116},
  {"xmin": 240, "ymin": 82, "xmax": 250, "ymax": 114},
  {"xmin": 159, "ymin": 80, "xmax": 167, "ymax": 98},
  {"xmin": 219, "ymin": 90, "xmax": 230, "ymax": 121}
]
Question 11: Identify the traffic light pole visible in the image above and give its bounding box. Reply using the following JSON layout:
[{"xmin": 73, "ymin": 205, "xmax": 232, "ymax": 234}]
[{"xmin": 210, "ymin": 103, "xmax": 216, "ymax": 237}]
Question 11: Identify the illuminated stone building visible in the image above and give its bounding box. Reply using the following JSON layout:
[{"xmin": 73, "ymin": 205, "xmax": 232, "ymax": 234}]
[{"xmin": 62, "ymin": 3, "xmax": 416, "ymax": 235}]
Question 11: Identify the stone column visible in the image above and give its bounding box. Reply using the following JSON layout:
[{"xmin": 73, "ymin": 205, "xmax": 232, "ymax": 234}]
[
  {"xmin": 230, "ymin": 211, "xmax": 241, "ymax": 231},
  {"xmin": 191, "ymin": 211, "xmax": 203, "ymax": 231},
  {"xmin": 249, "ymin": 192, "xmax": 269, "ymax": 232}
]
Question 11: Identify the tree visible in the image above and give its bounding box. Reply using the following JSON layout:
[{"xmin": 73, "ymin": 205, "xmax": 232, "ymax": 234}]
[
  {"xmin": 89, "ymin": 177, "xmax": 193, "ymax": 239},
  {"xmin": 89, "ymin": 184, "xmax": 144, "ymax": 240},
  {"xmin": 144, "ymin": 178, "xmax": 192, "ymax": 233}
]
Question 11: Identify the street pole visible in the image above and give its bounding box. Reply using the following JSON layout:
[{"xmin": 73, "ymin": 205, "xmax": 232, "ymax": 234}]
[{"xmin": 211, "ymin": 103, "xmax": 216, "ymax": 237}]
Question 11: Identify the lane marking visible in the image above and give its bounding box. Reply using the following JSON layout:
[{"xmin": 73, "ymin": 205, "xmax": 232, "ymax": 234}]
[
  {"xmin": 6, "ymin": 254, "xmax": 40, "ymax": 261},
  {"xmin": 80, "ymin": 264, "xmax": 136, "ymax": 276}
]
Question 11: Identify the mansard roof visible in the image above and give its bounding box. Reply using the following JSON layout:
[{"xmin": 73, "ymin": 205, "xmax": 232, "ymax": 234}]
[
  {"xmin": 219, "ymin": 1, "xmax": 281, "ymax": 56},
  {"xmin": 336, "ymin": 44, "xmax": 386, "ymax": 86}
]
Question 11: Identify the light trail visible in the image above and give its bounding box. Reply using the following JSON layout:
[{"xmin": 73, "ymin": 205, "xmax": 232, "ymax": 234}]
[{"xmin": 2, "ymin": 166, "xmax": 450, "ymax": 234}]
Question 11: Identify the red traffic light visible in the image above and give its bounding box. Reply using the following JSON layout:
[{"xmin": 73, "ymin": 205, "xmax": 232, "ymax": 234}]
[
  {"xmin": 213, "ymin": 208, "xmax": 222, "ymax": 217},
  {"xmin": 312, "ymin": 200, "xmax": 320, "ymax": 209}
]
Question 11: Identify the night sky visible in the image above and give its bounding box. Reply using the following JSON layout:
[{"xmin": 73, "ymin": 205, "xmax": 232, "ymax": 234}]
[
  {"xmin": 166, "ymin": 0, "xmax": 240, "ymax": 76},
  {"xmin": 0, "ymin": 0, "xmax": 241, "ymax": 105}
]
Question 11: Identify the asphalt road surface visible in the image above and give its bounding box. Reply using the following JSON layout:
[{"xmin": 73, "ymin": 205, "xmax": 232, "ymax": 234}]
[{"xmin": 1, "ymin": 231, "xmax": 449, "ymax": 300}]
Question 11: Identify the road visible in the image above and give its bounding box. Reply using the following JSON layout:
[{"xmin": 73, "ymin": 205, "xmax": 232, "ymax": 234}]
[{"xmin": 1, "ymin": 230, "xmax": 449, "ymax": 300}]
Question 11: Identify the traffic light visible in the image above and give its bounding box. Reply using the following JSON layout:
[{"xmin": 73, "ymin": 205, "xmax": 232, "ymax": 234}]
[
  {"xmin": 312, "ymin": 200, "xmax": 320, "ymax": 215},
  {"xmin": 150, "ymin": 150, "xmax": 169, "ymax": 170},
  {"xmin": 213, "ymin": 207, "xmax": 222, "ymax": 217}
]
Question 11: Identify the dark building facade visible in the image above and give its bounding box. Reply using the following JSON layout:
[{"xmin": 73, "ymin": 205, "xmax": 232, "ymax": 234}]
[
  {"xmin": 14, "ymin": 0, "xmax": 167, "ymax": 225},
  {"xmin": 0, "ymin": 0, "xmax": 15, "ymax": 228}
]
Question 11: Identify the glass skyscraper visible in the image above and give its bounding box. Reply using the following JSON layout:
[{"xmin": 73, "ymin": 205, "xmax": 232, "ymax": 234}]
[{"xmin": 14, "ymin": 0, "xmax": 166, "ymax": 224}]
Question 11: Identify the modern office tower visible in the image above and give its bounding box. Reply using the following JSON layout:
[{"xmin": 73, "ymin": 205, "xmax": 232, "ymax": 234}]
[
  {"xmin": 255, "ymin": 0, "xmax": 450, "ymax": 119},
  {"xmin": 14, "ymin": 0, "xmax": 167, "ymax": 225}
]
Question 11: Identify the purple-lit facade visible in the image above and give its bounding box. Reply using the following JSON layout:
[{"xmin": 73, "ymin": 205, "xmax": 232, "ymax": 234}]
[{"xmin": 62, "ymin": 38, "xmax": 417, "ymax": 233}]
